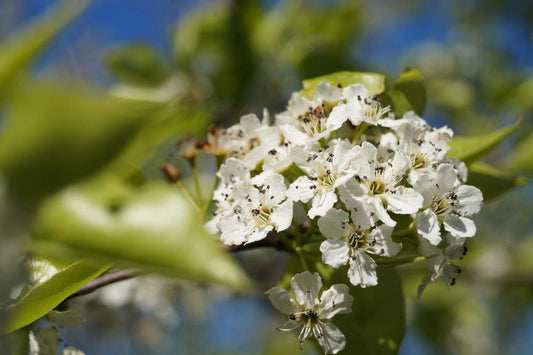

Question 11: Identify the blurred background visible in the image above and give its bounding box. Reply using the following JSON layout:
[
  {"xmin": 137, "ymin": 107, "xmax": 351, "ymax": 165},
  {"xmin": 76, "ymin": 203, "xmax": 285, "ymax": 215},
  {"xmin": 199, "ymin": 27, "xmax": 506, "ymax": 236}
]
[{"xmin": 1, "ymin": 0, "xmax": 532, "ymax": 354}]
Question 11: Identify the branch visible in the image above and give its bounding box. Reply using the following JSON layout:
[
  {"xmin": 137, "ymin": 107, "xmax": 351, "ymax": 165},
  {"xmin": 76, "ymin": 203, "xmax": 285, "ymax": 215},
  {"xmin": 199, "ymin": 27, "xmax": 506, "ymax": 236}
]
[
  {"xmin": 65, "ymin": 270, "xmax": 138, "ymax": 300},
  {"xmin": 225, "ymin": 231, "xmax": 290, "ymax": 252},
  {"xmin": 65, "ymin": 229, "xmax": 304, "ymax": 300}
]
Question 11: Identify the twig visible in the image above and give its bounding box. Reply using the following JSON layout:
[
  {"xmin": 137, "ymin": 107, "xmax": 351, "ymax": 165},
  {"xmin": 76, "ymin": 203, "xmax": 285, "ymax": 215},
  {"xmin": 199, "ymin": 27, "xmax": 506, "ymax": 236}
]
[
  {"xmin": 225, "ymin": 232, "xmax": 290, "ymax": 253},
  {"xmin": 65, "ymin": 270, "xmax": 138, "ymax": 300}
]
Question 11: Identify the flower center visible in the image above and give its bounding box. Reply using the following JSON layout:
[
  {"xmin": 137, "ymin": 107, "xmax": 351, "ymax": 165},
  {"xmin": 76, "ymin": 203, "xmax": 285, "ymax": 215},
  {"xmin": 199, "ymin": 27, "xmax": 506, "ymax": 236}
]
[
  {"xmin": 296, "ymin": 105, "xmax": 327, "ymax": 137},
  {"xmin": 431, "ymin": 191, "xmax": 458, "ymax": 217}
]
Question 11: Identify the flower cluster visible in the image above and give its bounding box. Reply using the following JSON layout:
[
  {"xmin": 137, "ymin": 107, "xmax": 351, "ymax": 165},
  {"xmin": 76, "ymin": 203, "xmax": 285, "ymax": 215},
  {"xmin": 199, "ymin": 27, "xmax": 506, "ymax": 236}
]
[{"xmin": 198, "ymin": 80, "xmax": 483, "ymax": 353}]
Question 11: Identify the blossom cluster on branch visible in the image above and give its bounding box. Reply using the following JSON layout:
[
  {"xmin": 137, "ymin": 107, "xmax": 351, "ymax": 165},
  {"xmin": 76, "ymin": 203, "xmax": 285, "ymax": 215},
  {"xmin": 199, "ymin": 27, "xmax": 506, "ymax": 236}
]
[{"xmin": 189, "ymin": 80, "xmax": 483, "ymax": 354}]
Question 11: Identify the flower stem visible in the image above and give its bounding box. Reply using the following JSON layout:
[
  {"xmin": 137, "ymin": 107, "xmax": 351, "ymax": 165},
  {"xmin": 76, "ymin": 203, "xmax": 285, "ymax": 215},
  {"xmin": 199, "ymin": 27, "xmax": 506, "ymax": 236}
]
[
  {"xmin": 177, "ymin": 181, "xmax": 201, "ymax": 213},
  {"xmin": 296, "ymin": 247, "xmax": 310, "ymax": 271},
  {"xmin": 374, "ymin": 254, "xmax": 438, "ymax": 266},
  {"xmin": 191, "ymin": 159, "xmax": 204, "ymax": 206},
  {"xmin": 352, "ymin": 122, "xmax": 369, "ymax": 144}
]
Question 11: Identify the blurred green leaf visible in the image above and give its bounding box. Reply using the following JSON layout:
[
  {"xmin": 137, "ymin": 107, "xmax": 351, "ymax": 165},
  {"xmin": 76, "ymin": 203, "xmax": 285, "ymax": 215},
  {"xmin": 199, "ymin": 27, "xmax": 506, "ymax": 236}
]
[
  {"xmin": 280, "ymin": 256, "xmax": 405, "ymax": 354},
  {"xmin": 384, "ymin": 67, "xmax": 426, "ymax": 117},
  {"xmin": 0, "ymin": 0, "xmax": 88, "ymax": 101},
  {"xmin": 45, "ymin": 308, "xmax": 84, "ymax": 328},
  {"xmin": 448, "ymin": 118, "xmax": 520, "ymax": 165},
  {"xmin": 30, "ymin": 177, "xmax": 250, "ymax": 292},
  {"xmin": 467, "ymin": 161, "xmax": 529, "ymax": 201},
  {"xmin": 0, "ymin": 84, "xmax": 155, "ymax": 202},
  {"xmin": 300, "ymin": 71, "xmax": 386, "ymax": 98},
  {"xmin": 105, "ymin": 44, "xmax": 169, "ymax": 86},
  {"xmin": 110, "ymin": 104, "xmax": 209, "ymax": 179},
  {"xmin": 2, "ymin": 259, "xmax": 109, "ymax": 334},
  {"xmin": 505, "ymin": 129, "xmax": 533, "ymax": 174}
]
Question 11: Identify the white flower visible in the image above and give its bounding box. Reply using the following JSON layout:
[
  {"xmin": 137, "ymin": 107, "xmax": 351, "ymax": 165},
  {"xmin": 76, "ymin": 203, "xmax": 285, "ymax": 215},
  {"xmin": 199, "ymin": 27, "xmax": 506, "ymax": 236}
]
[
  {"xmin": 276, "ymin": 83, "xmax": 343, "ymax": 146},
  {"xmin": 215, "ymin": 171, "xmax": 293, "ymax": 245},
  {"xmin": 318, "ymin": 208, "xmax": 401, "ymax": 287},
  {"xmin": 224, "ymin": 112, "xmax": 283, "ymax": 170},
  {"xmin": 414, "ymin": 164, "xmax": 483, "ymax": 245},
  {"xmin": 262, "ymin": 142, "xmax": 295, "ymax": 173},
  {"xmin": 389, "ymin": 111, "xmax": 453, "ymax": 184},
  {"xmin": 286, "ymin": 139, "xmax": 358, "ymax": 218},
  {"xmin": 327, "ymin": 84, "xmax": 393, "ymax": 131},
  {"xmin": 339, "ymin": 142, "xmax": 423, "ymax": 226},
  {"xmin": 265, "ymin": 271, "xmax": 353, "ymax": 354},
  {"xmin": 417, "ymin": 237, "xmax": 467, "ymax": 298}
]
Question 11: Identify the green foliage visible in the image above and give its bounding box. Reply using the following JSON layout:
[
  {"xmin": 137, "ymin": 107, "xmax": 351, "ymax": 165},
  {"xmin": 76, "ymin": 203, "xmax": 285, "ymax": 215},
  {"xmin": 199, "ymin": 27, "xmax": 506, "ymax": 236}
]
[
  {"xmin": 0, "ymin": 84, "xmax": 155, "ymax": 202},
  {"xmin": 2, "ymin": 259, "xmax": 109, "ymax": 334},
  {"xmin": 105, "ymin": 44, "xmax": 169, "ymax": 86},
  {"xmin": 448, "ymin": 118, "xmax": 520, "ymax": 165},
  {"xmin": 383, "ymin": 67, "xmax": 427, "ymax": 117},
  {"xmin": 505, "ymin": 129, "xmax": 533, "ymax": 174},
  {"xmin": 300, "ymin": 71, "xmax": 386, "ymax": 98},
  {"xmin": 0, "ymin": 0, "xmax": 88, "ymax": 102},
  {"xmin": 281, "ymin": 256, "xmax": 405, "ymax": 354},
  {"xmin": 30, "ymin": 176, "xmax": 250, "ymax": 292},
  {"xmin": 467, "ymin": 162, "xmax": 529, "ymax": 201}
]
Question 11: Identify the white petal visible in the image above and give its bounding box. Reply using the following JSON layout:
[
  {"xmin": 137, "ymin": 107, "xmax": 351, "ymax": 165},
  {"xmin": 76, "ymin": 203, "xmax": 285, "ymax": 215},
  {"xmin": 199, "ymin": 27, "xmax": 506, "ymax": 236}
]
[
  {"xmin": 239, "ymin": 113, "xmax": 261, "ymax": 131},
  {"xmin": 280, "ymin": 123, "xmax": 313, "ymax": 145},
  {"xmin": 245, "ymin": 224, "xmax": 273, "ymax": 244},
  {"xmin": 265, "ymin": 286, "xmax": 298, "ymax": 315},
  {"xmin": 348, "ymin": 251, "xmax": 378, "ymax": 287},
  {"xmin": 286, "ymin": 176, "xmax": 316, "ymax": 203},
  {"xmin": 368, "ymin": 197, "xmax": 396, "ymax": 226},
  {"xmin": 348, "ymin": 199, "xmax": 374, "ymax": 230},
  {"xmin": 338, "ymin": 179, "xmax": 365, "ymax": 206},
  {"xmin": 219, "ymin": 217, "xmax": 254, "ymax": 246},
  {"xmin": 342, "ymin": 83, "xmax": 370, "ymax": 99},
  {"xmin": 443, "ymin": 214, "xmax": 476, "ymax": 238},
  {"xmin": 320, "ymin": 239, "xmax": 350, "ymax": 268},
  {"xmin": 316, "ymin": 81, "xmax": 342, "ymax": 102},
  {"xmin": 318, "ymin": 284, "xmax": 353, "ymax": 319},
  {"xmin": 435, "ymin": 164, "xmax": 458, "ymax": 192},
  {"xmin": 318, "ymin": 209, "xmax": 351, "ymax": 239},
  {"xmin": 415, "ymin": 209, "xmax": 442, "ymax": 245},
  {"xmin": 386, "ymin": 186, "xmax": 423, "ymax": 214},
  {"xmin": 367, "ymin": 225, "xmax": 402, "ymax": 257},
  {"xmin": 271, "ymin": 200, "xmax": 293, "ymax": 231},
  {"xmin": 291, "ymin": 271, "xmax": 322, "ymax": 309},
  {"xmin": 455, "ymin": 184, "xmax": 483, "ymax": 216},
  {"xmin": 217, "ymin": 158, "xmax": 250, "ymax": 184},
  {"xmin": 309, "ymin": 190, "xmax": 338, "ymax": 218},
  {"xmin": 277, "ymin": 319, "xmax": 301, "ymax": 332},
  {"xmin": 327, "ymin": 103, "xmax": 358, "ymax": 131},
  {"xmin": 317, "ymin": 322, "xmax": 346, "ymax": 354}
]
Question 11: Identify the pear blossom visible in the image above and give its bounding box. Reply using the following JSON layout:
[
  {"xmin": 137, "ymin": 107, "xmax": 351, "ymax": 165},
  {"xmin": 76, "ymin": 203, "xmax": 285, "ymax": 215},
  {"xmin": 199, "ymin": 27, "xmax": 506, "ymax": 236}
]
[
  {"xmin": 417, "ymin": 237, "xmax": 467, "ymax": 298},
  {"xmin": 265, "ymin": 271, "xmax": 353, "ymax": 354},
  {"xmin": 276, "ymin": 82, "xmax": 342, "ymax": 146},
  {"xmin": 389, "ymin": 111, "xmax": 453, "ymax": 184},
  {"xmin": 414, "ymin": 164, "xmax": 483, "ymax": 245},
  {"xmin": 339, "ymin": 142, "xmax": 423, "ymax": 226},
  {"xmin": 286, "ymin": 139, "xmax": 358, "ymax": 218},
  {"xmin": 327, "ymin": 84, "xmax": 393, "ymax": 131},
  {"xmin": 210, "ymin": 163, "xmax": 293, "ymax": 245},
  {"xmin": 318, "ymin": 208, "xmax": 401, "ymax": 287}
]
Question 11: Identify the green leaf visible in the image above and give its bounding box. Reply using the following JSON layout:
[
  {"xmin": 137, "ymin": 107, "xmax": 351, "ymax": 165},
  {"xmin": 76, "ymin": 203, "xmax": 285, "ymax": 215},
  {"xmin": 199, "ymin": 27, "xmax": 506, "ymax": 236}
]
[
  {"xmin": 0, "ymin": 84, "xmax": 155, "ymax": 202},
  {"xmin": 105, "ymin": 44, "xmax": 169, "ymax": 86},
  {"xmin": 467, "ymin": 161, "xmax": 529, "ymax": 201},
  {"xmin": 300, "ymin": 71, "xmax": 386, "ymax": 98},
  {"xmin": 448, "ymin": 119, "xmax": 520, "ymax": 165},
  {"xmin": 505, "ymin": 129, "xmax": 533, "ymax": 174},
  {"xmin": 2, "ymin": 259, "xmax": 109, "ymax": 334},
  {"xmin": 280, "ymin": 256, "xmax": 405, "ymax": 354},
  {"xmin": 30, "ymin": 177, "xmax": 250, "ymax": 292},
  {"xmin": 0, "ymin": 0, "xmax": 88, "ymax": 101},
  {"xmin": 384, "ymin": 67, "xmax": 426, "ymax": 117}
]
